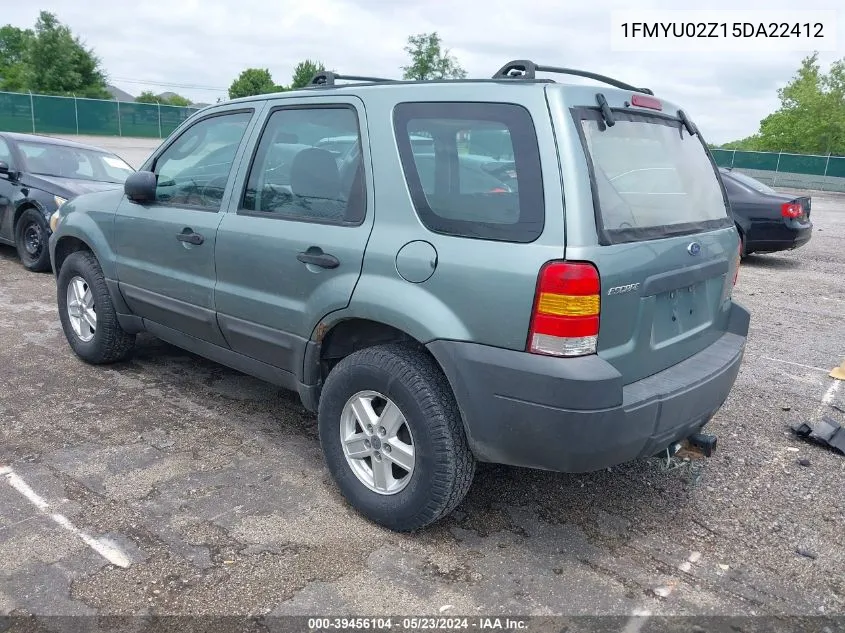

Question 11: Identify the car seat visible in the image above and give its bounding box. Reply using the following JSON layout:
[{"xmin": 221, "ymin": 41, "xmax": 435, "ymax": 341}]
[{"xmin": 289, "ymin": 148, "xmax": 345, "ymax": 221}]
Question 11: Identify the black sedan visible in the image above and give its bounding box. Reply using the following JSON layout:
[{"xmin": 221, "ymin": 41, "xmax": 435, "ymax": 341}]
[
  {"xmin": 0, "ymin": 132, "xmax": 134, "ymax": 271},
  {"xmin": 719, "ymin": 167, "xmax": 812, "ymax": 258}
]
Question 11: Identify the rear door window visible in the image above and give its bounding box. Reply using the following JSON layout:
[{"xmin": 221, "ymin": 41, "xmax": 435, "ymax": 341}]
[
  {"xmin": 240, "ymin": 106, "xmax": 365, "ymax": 225},
  {"xmin": 577, "ymin": 110, "xmax": 730, "ymax": 244},
  {"xmin": 393, "ymin": 102, "xmax": 543, "ymax": 243}
]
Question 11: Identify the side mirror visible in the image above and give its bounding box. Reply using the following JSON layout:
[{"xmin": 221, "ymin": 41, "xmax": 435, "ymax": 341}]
[
  {"xmin": 0, "ymin": 161, "xmax": 11, "ymax": 179},
  {"xmin": 124, "ymin": 170, "xmax": 157, "ymax": 204}
]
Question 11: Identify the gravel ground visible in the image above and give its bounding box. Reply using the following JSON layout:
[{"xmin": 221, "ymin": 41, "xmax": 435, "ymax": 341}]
[{"xmin": 1, "ymin": 192, "xmax": 843, "ymax": 628}]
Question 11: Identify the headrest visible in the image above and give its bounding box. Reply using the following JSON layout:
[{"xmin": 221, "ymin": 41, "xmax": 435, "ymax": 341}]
[{"xmin": 290, "ymin": 148, "xmax": 341, "ymax": 200}]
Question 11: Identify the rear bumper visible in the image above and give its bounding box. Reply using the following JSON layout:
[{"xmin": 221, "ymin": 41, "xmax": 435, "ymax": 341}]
[
  {"xmin": 749, "ymin": 223, "xmax": 812, "ymax": 253},
  {"xmin": 427, "ymin": 302, "xmax": 750, "ymax": 473},
  {"xmin": 792, "ymin": 225, "xmax": 812, "ymax": 249}
]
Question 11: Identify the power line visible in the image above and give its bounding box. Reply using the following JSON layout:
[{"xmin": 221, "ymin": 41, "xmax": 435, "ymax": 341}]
[{"xmin": 109, "ymin": 77, "xmax": 227, "ymax": 92}]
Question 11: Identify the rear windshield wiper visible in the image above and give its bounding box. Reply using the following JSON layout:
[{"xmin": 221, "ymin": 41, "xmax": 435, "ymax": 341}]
[
  {"xmin": 677, "ymin": 109, "xmax": 697, "ymax": 136},
  {"xmin": 596, "ymin": 93, "xmax": 615, "ymax": 127}
]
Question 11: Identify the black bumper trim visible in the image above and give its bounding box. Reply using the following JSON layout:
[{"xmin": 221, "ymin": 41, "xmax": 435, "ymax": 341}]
[{"xmin": 427, "ymin": 302, "xmax": 750, "ymax": 473}]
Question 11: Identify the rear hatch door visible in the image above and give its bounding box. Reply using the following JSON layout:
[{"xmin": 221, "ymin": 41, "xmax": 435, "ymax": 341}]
[{"xmin": 571, "ymin": 102, "xmax": 740, "ymax": 383}]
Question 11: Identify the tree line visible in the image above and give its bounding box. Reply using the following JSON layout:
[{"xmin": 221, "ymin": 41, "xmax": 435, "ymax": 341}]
[
  {"xmin": 719, "ymin": 53, "xmax": 845, "ymax": 156},
  {"xmin": 6, "ymin": 10, "xmax": 839, "ymax": 155},
  {"xmin": 0, "ymin": 11, "xmax": 109, "ymax": 99},
  {"xmin": 226, "ymin": 33, "xmax": 466, "ymax": 98},
  {"xmin": 0, "ymin": 11, "xmax": 466, "ymax": 107}
]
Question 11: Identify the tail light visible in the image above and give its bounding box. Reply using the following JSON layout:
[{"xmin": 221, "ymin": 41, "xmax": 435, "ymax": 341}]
[
  {"xmin": 527, "ymin": 261, "xmax": 600, "ymax": 357},
  {"xmin": 781, "ymin": 202, "xmax": 802, "ymax": 218}
]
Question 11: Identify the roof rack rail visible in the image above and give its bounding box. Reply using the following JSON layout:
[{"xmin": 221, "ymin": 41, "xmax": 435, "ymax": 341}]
[
  {"xmin": 308, "ymin": 71, "xmax": 394, "ymax": 87},
  {"xmin": 492, "ymin": 60, "xmax": 654, "ymax": 95}
]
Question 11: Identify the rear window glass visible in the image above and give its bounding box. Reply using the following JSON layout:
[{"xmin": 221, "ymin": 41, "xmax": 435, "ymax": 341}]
[
  {"xmin": 393, "ymin": 102, "xmax": 543, "ymax": 243},
  {"xmin": 722, "ymin": 169, "xmax": 776, "ymax": 194},
  {"xmin": 578, "ymin": 110, "xmax": 730, "ymax": 244}
]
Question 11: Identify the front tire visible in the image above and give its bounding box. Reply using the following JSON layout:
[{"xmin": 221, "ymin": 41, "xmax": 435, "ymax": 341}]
[
  {"xmin": 15, "ymin": 209, "xmax": 51, "ymax": 272},
  {"xmin": 57, "ymin": 250, "xmax": 135, "ymax": 364},
  {"xmin": 318, "ymin": 344, "xmax": 475, "ymax": 531}
]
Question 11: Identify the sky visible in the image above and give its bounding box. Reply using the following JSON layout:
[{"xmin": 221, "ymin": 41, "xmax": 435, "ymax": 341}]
[{"xmin": 4, "ymin": 0, "xmax": 844, "ymax": 144}]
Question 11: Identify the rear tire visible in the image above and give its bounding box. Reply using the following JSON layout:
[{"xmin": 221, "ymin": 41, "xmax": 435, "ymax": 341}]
[
  {"xmin": 57, "ymin": 250, "xmax": 135, "ymax": 364},
  {"xmin": 318, "ymin": 343, "xmax": 475, "ymax": 531},
  {"xmin": 14, "ymin": 209, "xmax": 51, "ymax": 272}
]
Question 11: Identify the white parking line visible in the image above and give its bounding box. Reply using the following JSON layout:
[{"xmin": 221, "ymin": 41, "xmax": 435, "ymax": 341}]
[
  {"xmin": 758, "ymin": 356, "xmax": 830, "ymax": 373},
  {"xmin": 0, "ymin": 466, "xmax": 131, "ymax": 569},
  {"xmin": 822, "ymin": 380, "xmax": 841, "ymax": 407}
]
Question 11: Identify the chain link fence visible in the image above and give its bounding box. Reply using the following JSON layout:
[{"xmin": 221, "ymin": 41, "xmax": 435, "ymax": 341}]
[
  {"xmin": 0, "ymin": 91, "xmax": 199, "ymax": 139},
  {"xmin": 711, "ymin": 148, "xmax": 845, "ymax": 193}
]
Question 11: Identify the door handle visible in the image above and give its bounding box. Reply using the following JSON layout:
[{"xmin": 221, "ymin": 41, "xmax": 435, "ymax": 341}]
[
  {"xmin": 297, "ymin": 248, "xmax": 339, "ymax": 269},
  {"xmin": 177, "ymin": 230, "xmax": 204, "ymax": 245}
]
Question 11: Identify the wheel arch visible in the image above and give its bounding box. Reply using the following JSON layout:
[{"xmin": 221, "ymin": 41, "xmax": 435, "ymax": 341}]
[
  {"xmin": 13, "ymin": 199, "xmax": 49, "ymax": 229},
  {"xmin": 319, "ymin": 318, "xmax": 422, "ymax": 372},
  {"xmin": 50, "ymin": 213, "xmax": 119, "ymax": 280},
  {"xmin": 52, "ymin": 235, "xmax": 95, "ymax": 276},
  {"xmin": 298, "ymin": 316, "xmax": 454, "ymax": 414}
]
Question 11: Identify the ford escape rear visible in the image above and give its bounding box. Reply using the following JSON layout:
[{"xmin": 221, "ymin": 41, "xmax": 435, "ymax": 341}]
[{"xmin": 49, "ymin": 61, "xmax": 750, "ymax": 532}]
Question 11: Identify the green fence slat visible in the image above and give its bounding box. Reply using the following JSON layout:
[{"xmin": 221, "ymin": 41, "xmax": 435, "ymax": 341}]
[
  {"xmin": 0, "ymin": 92, "xmax": 34, "ymax": 133},
  {"xmin": 732, "ymin": 151, "xmax": 779, "ymax": 171},
  {"xmin": 76, "ymin": 98, "xmax": 119, "ymax": 135},
  {"xmin": 118, "ymin": 101, "xmax": 162, "ymax": 138},
  {"xmin": 823, "ymin": 156, "xmax": 845, "ymax": 178},
  {"xmin": 159, "ymin": 105, "xmax": 194, "ymax": 137},
  {"xmin": 710, "ymin": 149, "xmax": 734, "ymax": 167},
  {"xmin": 779, "ymin": 153, "xmax": 828, "ymax": 176},
  {"xmin": 32, "ymin": 94, "xmax": 77, "ymax": 134},
  {"xmin": 1, "ymin": 90, "xmax": 199, "ymax": 138}
]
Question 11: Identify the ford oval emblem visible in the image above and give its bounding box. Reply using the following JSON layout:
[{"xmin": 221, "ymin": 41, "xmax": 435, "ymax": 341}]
[{"xmin": 687, "ymin": 242, "xmax": 701, "ymax": 256}]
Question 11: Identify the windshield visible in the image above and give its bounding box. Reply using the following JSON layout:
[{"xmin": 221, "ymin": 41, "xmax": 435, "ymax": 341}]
[
  {"xmin": 723, "ymin": 170, "xmax": 776, "ymax": 194},
  {"xmin": 18, "ymin": 141, "xmax": 134, "ymax": 184},
  {"xmin": 580, "ymin": 112, "xmax": 729, "ymax": 243}
]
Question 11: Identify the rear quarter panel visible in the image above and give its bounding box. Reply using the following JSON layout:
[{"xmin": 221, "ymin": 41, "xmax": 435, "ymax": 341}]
[{"xmin": 328, "ymin": 84, "xmax": 567, "ymax": 350}]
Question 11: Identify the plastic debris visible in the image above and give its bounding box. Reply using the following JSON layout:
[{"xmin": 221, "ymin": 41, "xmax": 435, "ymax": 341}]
[{"xmin": 790, "ymin": 417, "xmax": 845, "ymax": 454}]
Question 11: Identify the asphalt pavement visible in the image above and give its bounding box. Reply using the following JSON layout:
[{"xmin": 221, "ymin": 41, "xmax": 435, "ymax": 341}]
[{"xmin": 1, "ymin": 192, "xmax": 843, "ymax": 627}]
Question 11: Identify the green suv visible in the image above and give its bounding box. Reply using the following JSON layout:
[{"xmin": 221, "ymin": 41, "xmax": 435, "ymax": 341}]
[{"xmin": 49, "ymin": 61, "xmax": 750, "ymax": 531}]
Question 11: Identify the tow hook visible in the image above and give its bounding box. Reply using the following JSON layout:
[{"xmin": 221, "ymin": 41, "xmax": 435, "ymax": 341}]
[{"xmin": 681, "ymin": 432, "xmax": 718, "ymax": 458}]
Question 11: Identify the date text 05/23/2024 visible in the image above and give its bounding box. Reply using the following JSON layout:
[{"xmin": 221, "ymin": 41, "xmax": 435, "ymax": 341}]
[{"xmin": 308, "ymin": 617, "xmax": 529, "ymax": 631}]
